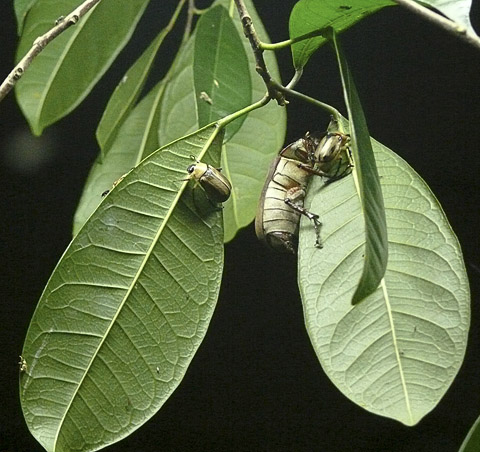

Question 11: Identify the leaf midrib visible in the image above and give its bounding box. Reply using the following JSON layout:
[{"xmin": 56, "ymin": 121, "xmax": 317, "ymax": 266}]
[{"xmin": 350, "ymin": 134, "xmax": 413, "ymax": 423}]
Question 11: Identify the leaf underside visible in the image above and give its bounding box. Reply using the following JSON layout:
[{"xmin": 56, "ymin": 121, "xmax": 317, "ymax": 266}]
[
  {"xmin": 421, "ymin": 0, "xmax": 475, "ymax": 33},
  {"xmin": 21, "ymin": 125, "xmax": 226, "ymax": 452},
  {"xmin": 298, "ymin": 137, "xmax": 470, "ymax": 426}
]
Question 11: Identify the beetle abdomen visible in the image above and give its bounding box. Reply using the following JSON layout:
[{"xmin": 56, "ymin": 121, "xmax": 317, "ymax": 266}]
[{"xmin": 258, "ymin": 157, "xmax": 310, "ymax": 253}]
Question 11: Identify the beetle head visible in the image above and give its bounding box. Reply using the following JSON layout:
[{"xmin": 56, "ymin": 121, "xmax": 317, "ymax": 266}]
[{"xmin": 187, "ymin": 162, "xmax": 208, "ymax": 180}]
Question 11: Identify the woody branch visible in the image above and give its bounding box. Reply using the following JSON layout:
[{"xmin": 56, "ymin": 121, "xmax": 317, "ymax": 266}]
[{"xmin": 0, "ymin": 0, "xmax": 103, "ymax": 103}]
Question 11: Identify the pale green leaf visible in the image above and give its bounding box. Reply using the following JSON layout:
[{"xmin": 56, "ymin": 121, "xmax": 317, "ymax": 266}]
[
  {"xmin": 460, "ymin": 414, "xmax": 480, "ymax": 452},
  {"xmin": 96, "ymin": 26, "xmax": 174, "ymax": 157},
  {"xmin": 15, "ymin": 0, "xmax": 150, "ymax": 135},
  {"xmin": 73, "ymin": 81, "xmax": 166, "ymax": 236},
  {"xmin": 14, "ymin": 0, "xmax": 38, "ymax": 33},
  {"xmin": 158, "ymin": 0, "xmax": 286, "ymax": 242},
  {"xmin": 193, "ymin": 5, "xmax": 251, "ymax": 139},
  {"xmin": 20, "ymin": 125, "xmax": 225, "ymax": 452},
  {"xmin": 332, "ymin": 33, "xmax": 388, "ymax": 304},
  {"xmin": 298, "ymin": 136, "xmax": 470, "ymax": 425},
  {"xmin": 421, "ymin": 0, "xmax": 475, "ymax": 33},
  {"xmin": 289, "ymin": 0, "xmax": 395, "ymax": 69}
]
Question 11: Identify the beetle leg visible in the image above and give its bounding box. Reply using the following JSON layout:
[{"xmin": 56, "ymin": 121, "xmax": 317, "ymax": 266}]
[
  {"xmin": 296, "ymin": 163, "xmax": 331, "ymax": 178},
  {"xmin": 284, "ymin": 189, "xmax": 323, "ymax": 248},
  {"xmin": 324, "ymin": 154, "xmax": 354, "ymax": 185},
  {"xmin": 191, "ymin": 184, "xmax": 223, "ymax": 212}
]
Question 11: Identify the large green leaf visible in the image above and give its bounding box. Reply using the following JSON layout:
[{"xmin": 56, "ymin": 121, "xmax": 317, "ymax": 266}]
[
  {"xmin": 193, "ymin": 5, "xmax": 251, "ymax": 139},
  {"xmin": 14, "ymin": 0, "xmax": 38, "ymax": 34},
  {"xmin": 298, "ymin": 136, "xmax": 470, "ymax": 425},
  {"xmin": 460, "ymin": 415, "xmax": 480, "ymax": 452},
  {"xmin": 289, "ymin": 0, "xmax": 476, "ymax": 69},
  {"xmin": 20, "ymin": 125, "xmax": 226, "ymax": 452},
  {"xmin": 289, "ymin": 0, "xmax": 394, "ymax": 69},
  {"xmin": 96, "ymin": 0, "xmax": 185, "ymax": 157},
  {"xmin": 15, "ymin": 0, "xmax": 150, "ymax": 135},
  {"xmin": 159, "ymin": 0, "xmax": 286, "ymax": 242},
  {"xmin": 96, "ymin": 30, "xmax": 171, "ymax": 156},
  {"xmin": 73, "ymin": 80, "xmax": 166, "ymax": 236},
  {"xmin": 332, "ymin": 33, "xmax": 388, "ymax": 304}
]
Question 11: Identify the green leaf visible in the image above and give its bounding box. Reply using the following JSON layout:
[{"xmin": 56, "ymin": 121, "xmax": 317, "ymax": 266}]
[
  {"xmin": 193, "ymin": 5, "xmax": 251, "ymax": 140},
  {"xmin": 20, "ymin": 124, "xmax": 226, "ymax": 452},
  {"xmin": 421, "ymin": 0, "xmax": 475, "ymax": 33},
  {"xmin": 96, "ymin": 24, "xmax": 176, "ymax": 157},
  {"xmin": 298, "ymin": 135, "xmax": 470, "ymax": 425},
  {"xmin": 73, "ymin": 80, "xmax": 166, "ymax": 236},
  {"xmin": 289, "ymin": 0, "xmax": 394, "ymax": 69},
  {"xmin": 460, "ymin": 415, "xmax": 480, "ymax": 452},
  {"xmin": 158, "ymin": 0, "xmax": 286, "ymax": 242},
  {"xmin": 15, "ymin": 0, "xmax": 150, "ymax": 135},
  {"xmin": 14, "ymin": 0, "xmax": 38, "ymax": 34},
  {"xmin": 332, "ymin": 33, "xmax": 388, "ymax": 305}
]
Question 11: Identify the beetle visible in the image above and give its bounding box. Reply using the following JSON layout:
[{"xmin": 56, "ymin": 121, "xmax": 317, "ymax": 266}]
[
  {"xmin": 186, "ymin": 160, "xmax": 232, "ymax": 204},
  {"xmin": 255, "ymin": 130, "xmax": 351, "ymax": 254}
]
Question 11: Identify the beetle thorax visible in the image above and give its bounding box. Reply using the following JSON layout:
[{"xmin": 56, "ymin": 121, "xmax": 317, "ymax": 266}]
[{"xmin": 314, "ymin": 132, "xmax": 348, "ymax": 163}]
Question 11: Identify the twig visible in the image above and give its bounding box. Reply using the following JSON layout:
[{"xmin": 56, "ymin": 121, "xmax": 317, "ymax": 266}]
[
  {"xmin": 0, "ymin": 0, "xmax": 103, "ymax": 103},
  {"xmin": 233, "ymin": 0, "xmax": 286, "ymax": 105},
  {"xmin": 391, "ymin": 0, "xmax": 480, "ymax": 51}
]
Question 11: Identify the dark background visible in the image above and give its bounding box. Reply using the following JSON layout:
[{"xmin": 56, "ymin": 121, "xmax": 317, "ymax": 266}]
[{"xmin": 1, "ymin": 1, "xmax": 480, "ymax": 451}]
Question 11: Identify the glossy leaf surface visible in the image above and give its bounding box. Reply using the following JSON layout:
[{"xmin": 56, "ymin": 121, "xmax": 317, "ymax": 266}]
[
  {"xmin": 73, "ymin": 81, "xmax": 166, "ymax": 235},
  {"xmin": 193, "ymin": 5, "xmax": 251, "ymax": 139},
  {"xmin": 332, "ymin": 33, "xmax": 388, "ymax": 304},
  {"xmin": 159, "ymin": 0, "xmax": 286, "ymax": 242},
  {"xmin": 460, "ymin": 415, "xmax": 480, "ymax": 452},
  {"xmin": 15, "ymin": 0, "xmax": 150, "ymax": 135},
  {"xmin": 289, "ymin": 0, "xmax": 476, "ymax": 69},
  {"xmin": 21, "ymin": 125, "xmax": 226, "ymax": 452},
  {"xmin": 298, "ymin": 136, "xmax": 470, "ymax": 425},
  {"xmin": 289, "ymin": 0, "xmax": 394, "ymax": 69}
]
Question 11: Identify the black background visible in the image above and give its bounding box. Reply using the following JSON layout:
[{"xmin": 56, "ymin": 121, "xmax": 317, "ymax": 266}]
[{"xmin": 1, "ymin": 1, "xmax": 480, "ymax": 451}]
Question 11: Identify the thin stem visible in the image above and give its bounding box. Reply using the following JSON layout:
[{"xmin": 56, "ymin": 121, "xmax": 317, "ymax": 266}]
[
  {"xmin": 217, "ymin": 95, "xmax": 270, "ymax": 128},
  {"xmin": 233, "ymin": 0, "xmax": 286, "ymax": 105},
  {"xmin": 0, "ymin": 0, "xmax": 103, "ymax": 103},
  {"xmin": 285, "ymin": 68, "xmax": 303, "ymax": 90},
  {"xmin": 191, "ymin": 7, "xmax": 208, "ymax": 15},
  {"xmin": 167, "ymin": 0, "xmax": 188, "ymax": 34},
  {"xmin": 391, "ymin": 0, "xmax": 480, "ymax": 51},
  {"xmin": 182, "ymin": 0, "xmax": 196, "ymax": 44},
  {"xmin": 261, "ymin": 28, "xmax": 327, "ymax": 51},
  {"xmin": 273, "ymin": 81, "xmax": 341, "ymax": 121}
]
